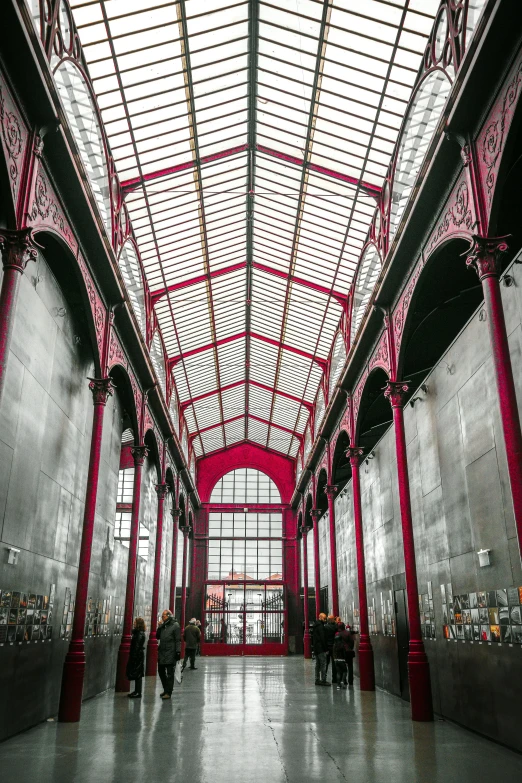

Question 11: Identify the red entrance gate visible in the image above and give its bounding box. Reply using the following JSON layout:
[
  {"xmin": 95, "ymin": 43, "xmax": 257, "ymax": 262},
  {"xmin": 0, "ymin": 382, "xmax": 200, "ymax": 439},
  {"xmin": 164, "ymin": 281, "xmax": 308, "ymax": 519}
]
[{"xmin": 201, "ymin": 581, "xmax": 287, "ymax": 656}]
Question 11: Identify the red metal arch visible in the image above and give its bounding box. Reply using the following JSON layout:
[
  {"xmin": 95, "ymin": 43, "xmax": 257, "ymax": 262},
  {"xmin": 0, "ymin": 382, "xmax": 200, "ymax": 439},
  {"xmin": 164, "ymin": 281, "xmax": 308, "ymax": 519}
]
[{"xmin": 353, "ymin": 366, "xmax": 391, "ymax": 445}]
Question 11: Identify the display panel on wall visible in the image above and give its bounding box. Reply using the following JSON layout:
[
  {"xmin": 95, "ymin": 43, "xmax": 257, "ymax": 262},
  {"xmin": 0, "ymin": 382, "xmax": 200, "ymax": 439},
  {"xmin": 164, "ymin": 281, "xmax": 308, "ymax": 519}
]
[
  {"xmin": 442, "ymin": 584, "xmax": 522, "ymax": 645},
  {"xmin": 0, "ymin": 585, "xmax": 55, "ymax": 644},
  {"xmin": 420, "ymin": 581, "xmax": 436, "ymax": 640}
]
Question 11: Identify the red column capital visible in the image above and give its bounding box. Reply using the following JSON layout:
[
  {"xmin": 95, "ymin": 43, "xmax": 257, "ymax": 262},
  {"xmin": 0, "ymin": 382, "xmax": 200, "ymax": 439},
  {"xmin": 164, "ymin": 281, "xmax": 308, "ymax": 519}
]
[
  {"xmin": 384, "ymin": 380, "xmax": 409, "ymax": 408},
  {"xmin": 325, "ymin": 484, "xmax": 337, "ymax": 496},
  {"xmin": 88, "ymin": 377, "xmax": 114, "ymax": 406},
  {"xmin": 310, "ymin": 508, "xmax": 321, "ymax": 522},
  {"xmin": 131, "ymin": 445, "xmax": 148, "ymax": 466},
  {"xmin": 155, "ymin": 483, "xmax": 168, "ymax": 499},
  {"xmin": 0, "ymin": 228, "xmax": 39, "ymax": 272},
  {"xmin": 172, "ymin": 507, "xmax": 182, "ymax": 519},
  {"xmin": 464, "ymin": 235, "xmax": 509, "ymax": 280},
  {"xmin": 345, "ymin": 445, "xmax": 364, "ymax": 466}
]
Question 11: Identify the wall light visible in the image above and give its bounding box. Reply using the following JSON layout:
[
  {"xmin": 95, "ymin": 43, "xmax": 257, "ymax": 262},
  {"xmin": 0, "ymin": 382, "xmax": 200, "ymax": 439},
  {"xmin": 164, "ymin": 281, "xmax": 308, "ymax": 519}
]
[
  {"xmin": 6, "ymin": 546, "xmax": 20, "ymax": 565},
  {"xmin": 477, "ymin": 549, "xmax": 491, "ymax": 567}
]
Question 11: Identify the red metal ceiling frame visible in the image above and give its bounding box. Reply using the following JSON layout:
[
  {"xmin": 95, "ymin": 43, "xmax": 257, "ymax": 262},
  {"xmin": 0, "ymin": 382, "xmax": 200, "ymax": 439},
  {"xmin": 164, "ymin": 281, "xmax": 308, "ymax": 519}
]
[
  {"xmin": 175, "ymin": 0, "xmax": 230, "ymax": 454},
  {"xmin": 167, "ymin": 331, "xmax": 327, "ymax": 369},
  {"xmin": 150, "ymin": 259, "xmax": 347, "ymax": 306},
  {"xmin": 261, "ymin": 0, "xmax": 333, "ymax": 452},
  {"xmin": 179, "ymin": 379, "xmax": 314, "ymax": 414},
  {"xmin": 98, "ymin": 0, "xmax": 206, "ymax": 455},
  {"xmin": 191, "ymin": 414, "xmax": 303, "ymax": 443},
  {"xmin": 282, "ymin": 0, "xmax": 416, "ymax": 455}
]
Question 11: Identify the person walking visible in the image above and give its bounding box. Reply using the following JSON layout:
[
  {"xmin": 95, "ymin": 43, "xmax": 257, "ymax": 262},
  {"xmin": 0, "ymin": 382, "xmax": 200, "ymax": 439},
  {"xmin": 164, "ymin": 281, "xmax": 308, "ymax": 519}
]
[
  {"xmin": 126, "ymin": 617, "xmax": 146, "ymax": 698},
  {"xmin": 324, "ymin": 614, "xmax": 338, "ymax": 684},
  {"xmin": 182, "ymin": 618, "xmax": 201, "ymax": 671},
  {"xmin": 311, "ymin": 612, "xmax": 330, "ymax": 686},
  {"xmin": 156, "ymin": 609, "xmax": 181, "ymax": 699}
]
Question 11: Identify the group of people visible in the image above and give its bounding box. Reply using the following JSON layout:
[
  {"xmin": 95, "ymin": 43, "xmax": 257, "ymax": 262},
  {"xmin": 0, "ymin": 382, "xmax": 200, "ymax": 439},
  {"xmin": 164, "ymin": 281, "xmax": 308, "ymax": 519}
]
[
  {"xmin": 312, "ymin": 613, "xmax": 357, "ymax": 689},
  {"xmin": 125, "ymin": 611, "xmax": 202, "ymax": 699}
]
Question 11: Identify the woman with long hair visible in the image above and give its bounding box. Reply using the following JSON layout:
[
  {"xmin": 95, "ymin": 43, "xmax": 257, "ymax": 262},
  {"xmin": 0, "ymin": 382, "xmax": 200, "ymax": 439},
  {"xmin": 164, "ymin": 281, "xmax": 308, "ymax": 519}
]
[{"xmin": 127, "ymin": 617, "xmax": 146, "ymax": 698}]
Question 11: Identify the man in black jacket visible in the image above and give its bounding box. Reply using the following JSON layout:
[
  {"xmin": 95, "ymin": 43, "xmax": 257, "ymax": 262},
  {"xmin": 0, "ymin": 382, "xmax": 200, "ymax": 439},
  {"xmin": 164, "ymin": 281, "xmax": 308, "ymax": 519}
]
[
  {"xmin": 182, "ymin": 618, "xmax": 201, "ymax": 671},
  {"xmin": 311, "ymin": 612, "xmax": 330, "ymax": 686},
  {"xmin": 156, "ymin": 609, "xmax": 181, "ymax": 699}
]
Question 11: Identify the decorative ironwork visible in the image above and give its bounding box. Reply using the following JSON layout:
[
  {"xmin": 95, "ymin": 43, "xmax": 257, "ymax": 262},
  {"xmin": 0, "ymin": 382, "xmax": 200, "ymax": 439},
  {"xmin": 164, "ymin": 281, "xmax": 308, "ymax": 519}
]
[
  {"xmin": 464, "ymin": 235, "xmax": 510, "ymax": 280},
  {"xmin": 88, "ymin": 377, "xmax": 114, "ymax": 406},
  {"xmin": 383, "ymin": 381, "xmax": 410, "ymax": 409},
  {"xmin": 345, "ymin": 446, "xmax": 364, "ymax": 467},
  {"xmin": 0, "ymin": 228, "xmax": 39, "ymax": 272},
  {"xmin": 131, "ymin": 445, "xmax": 149, "ymax": 467}
]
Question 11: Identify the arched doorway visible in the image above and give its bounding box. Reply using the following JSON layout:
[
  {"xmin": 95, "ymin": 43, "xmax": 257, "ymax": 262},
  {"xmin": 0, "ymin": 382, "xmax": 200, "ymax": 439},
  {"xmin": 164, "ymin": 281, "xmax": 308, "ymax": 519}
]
[{"xmin": 201, "ymin": 468, "xmax": 286, "ymax": 655}]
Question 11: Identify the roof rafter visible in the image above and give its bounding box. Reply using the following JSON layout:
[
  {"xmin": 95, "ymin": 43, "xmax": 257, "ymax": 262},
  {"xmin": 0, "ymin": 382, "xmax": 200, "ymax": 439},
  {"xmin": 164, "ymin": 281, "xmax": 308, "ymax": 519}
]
[
  {"xmin": 167, "ymin": 331, "xmax": 327, "ymax": 369},
  {"xmin": 191, "ymin": 414, "xmax": 303, "ymax": 442},
  {"xmin": 180, "ymin": 379, "xmax": 314, "ymax": 413},
  {"xmin": 150, "ymin": 259, "xmax": 347, "ymax": 306}
]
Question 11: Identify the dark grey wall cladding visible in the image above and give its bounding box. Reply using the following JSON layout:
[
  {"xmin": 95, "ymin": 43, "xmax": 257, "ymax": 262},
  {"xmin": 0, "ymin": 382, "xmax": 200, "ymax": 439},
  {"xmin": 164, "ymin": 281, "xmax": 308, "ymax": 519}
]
[
  {"xmin": 0, "ymin": 252, "xmax": 173, "ymax": 741},
  {"xmin": 334, "ymin": 260, "xmax": 522, "ymax": 752}
]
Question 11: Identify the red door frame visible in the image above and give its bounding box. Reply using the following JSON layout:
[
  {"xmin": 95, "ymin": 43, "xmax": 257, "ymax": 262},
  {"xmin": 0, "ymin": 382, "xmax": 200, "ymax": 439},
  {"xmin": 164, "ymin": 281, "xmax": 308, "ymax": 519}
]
[{"xmin": 201, "ymin": 580, "xmax": 288, "ymax": 656}]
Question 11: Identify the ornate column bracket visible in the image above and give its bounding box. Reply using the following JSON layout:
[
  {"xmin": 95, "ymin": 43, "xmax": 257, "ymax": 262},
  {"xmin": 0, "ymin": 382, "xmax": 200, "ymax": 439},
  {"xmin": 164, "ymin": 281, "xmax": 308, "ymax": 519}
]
[
  {"xmin": 88, "ymin": 377, "xmax": 114, "ymax": 406},
  {"xmin": 325, "ymin": 484, "xmax": 337, "ymax": 497},
  {"xmin": 0, "ymin": 228, "xmax": 39, "ymax": 272},
  {"xmin": 384, "ymin": 381, "xmax": 410, "ymax": 409},
  {"xmin": 172, "ymin": 507, "xmax": 182, "ymax": 519},
  {"xmin": 131, "ymin": 445, "xmax": 149, "ymax": 466},
  {"xmin": 345, "ymin": 446, "xmax": 364, "ymax": 466},
  {"xmin": 310, "ymin": 508, "xmax": 321, "ymax": 523},
  {"xmin": 464, "ymin": 235, "xmax": 509, "ymax": 280},
  {"xmin": 180, "ymin": 524, "xmax": 191, "ymax": 536},
  {"xmin": 155, "ymin": 483, "xmax": 168, "ymax": 499}
]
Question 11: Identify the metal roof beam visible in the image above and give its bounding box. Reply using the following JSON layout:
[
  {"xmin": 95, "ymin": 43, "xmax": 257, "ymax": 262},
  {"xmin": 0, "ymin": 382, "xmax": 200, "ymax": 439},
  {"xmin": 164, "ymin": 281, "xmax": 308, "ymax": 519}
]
[
  {"xmin": 150, "ymin": 261, "xmax": 247, "ymax": 305},
  {"xmin": 180, "ymin": 379, "xmax": 314, "ymax": 413},
  {"xmin": 256, "ymin": 143, "xmax": 381, "ymax": 199},
  {"xmin": 167, "ymin": 331, "xmax": 326, "ymax": 368},
  {"xmin": 252, "ymin": 261, "xmax": 348, "ymax": 305},
  {"xmin": 191, "ymin": 414, "xmax": 303, "ymax": 441}
]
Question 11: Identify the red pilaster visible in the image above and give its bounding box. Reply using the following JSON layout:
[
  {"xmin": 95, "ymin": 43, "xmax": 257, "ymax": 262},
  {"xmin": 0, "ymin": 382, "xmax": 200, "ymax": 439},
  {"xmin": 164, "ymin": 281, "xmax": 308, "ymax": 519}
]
[
  {"xmin": 346, "ymin": 447, "xmax": 375, "ymax": 691},
  {"xmin": 302, "ymin": 526, "xmax": 312, "ymax": 658},
  {"xmin": 115, "ymin": 444, "xmax": 149, "ymax": 692},
  {"xmin": 385, "ymin": 381, "xmax": 433, "ymax": 721},
  {"xmin": 0, "ymin": 229, "xmax": 38, "ymax": 402},
  {"xmin": 169, "ymin": 508, "xmax": 181, "ymax": 613},
  {"xmin": 310, "ymin": 509, "xmax": 321, "ymax": 617},
  {"xmin": 146, "ymin": 482, "xmax": 168, "ymax": 676},
  {"xmin": 325, "ymin": 485, "xmax": 339, "ymax": 617},
  {"xmin": 58, "ymin": 378, "xmax": 113, "ymax": 722},
  {"xmin": 466, "ymin": 236, "xmax": 522, "ymax": 560}
]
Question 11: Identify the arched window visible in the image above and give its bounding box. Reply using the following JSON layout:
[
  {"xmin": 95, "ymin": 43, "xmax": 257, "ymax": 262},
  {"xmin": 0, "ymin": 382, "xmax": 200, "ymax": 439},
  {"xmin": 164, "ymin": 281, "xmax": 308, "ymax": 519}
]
[
  {"xmin": 210, "ymin": 468, "xmax": 281, "ymax": 504},
  {"xmin": 150, "ymin": 331, "xmax": 166, "ymax": 399},
  {"xmin": 54, "ymin": 60, "xmax": 111, "ymax": 233},
  {"xmin": 329, "ymin": 333, "xmax": 346, "ymax": 398},
  {"xmin": 114, "ymin": 429, "xmax": 150, "ymax": 559},
  {"xmin": 119, "ymin": 242, "xmax": 146, "ymax": 338},
  {"xmin": 351, "ymin": 244, "xmax": 381, "ymax": 344},
  {"xmin": 314, "ymin": 388, "xmax": 326, "ymax": 438},
  {"xmin": 389, "ymin": 71, "xmax": 451, "ymax": 240},
  {"xmin": 181, "ymin": 426, "xmax": 188, "ymax": 461}
]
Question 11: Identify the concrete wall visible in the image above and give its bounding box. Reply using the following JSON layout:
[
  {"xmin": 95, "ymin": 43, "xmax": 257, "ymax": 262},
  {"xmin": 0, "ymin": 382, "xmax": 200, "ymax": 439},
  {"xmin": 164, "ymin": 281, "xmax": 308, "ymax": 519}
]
[
  {"xmin": 334, "ymin": 258, "xmax": 522, "ymax": 752},
  {"xmin": 0, "ymin": 251, "xmax": 172, "ymax": 741}
]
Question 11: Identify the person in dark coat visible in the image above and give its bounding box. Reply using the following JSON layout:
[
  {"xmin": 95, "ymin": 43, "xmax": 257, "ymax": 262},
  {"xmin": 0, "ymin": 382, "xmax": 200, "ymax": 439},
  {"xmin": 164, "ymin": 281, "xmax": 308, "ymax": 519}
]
[
  {"xmin": 182, "ymin": 618, "xmax": 201, "ymax": 671},
  {"xmin": 156, "ymin": 609, "xmax": 181, "ymax": 699},
  {"xmin": 311, "ymin": 612, "xmax": 330, "ymax": 686},
  {"xmin": 336, "ymin": 622, "xmax": 357, "ymax": 686},
  {"xmin": 126, "ymin": 617, "xmax": 146, "ymax": 698},
  {"xmin": 324, "ymin": 614, "xmax": 339, "ymax": 684}
]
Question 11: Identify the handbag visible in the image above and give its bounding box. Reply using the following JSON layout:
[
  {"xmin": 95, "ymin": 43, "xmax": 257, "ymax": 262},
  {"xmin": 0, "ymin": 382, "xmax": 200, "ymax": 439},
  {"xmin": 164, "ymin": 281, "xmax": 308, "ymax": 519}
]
[{"xmin": 174, "ymin": 660, "xmax": 183, "ymax": 684}]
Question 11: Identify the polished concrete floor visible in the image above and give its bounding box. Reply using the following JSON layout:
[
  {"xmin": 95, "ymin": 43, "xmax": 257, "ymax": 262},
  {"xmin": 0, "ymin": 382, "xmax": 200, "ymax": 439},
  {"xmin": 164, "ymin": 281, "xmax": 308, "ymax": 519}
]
[{"xmin": 2, "ymin": 658, "xmax": 522, "ymax": 782}]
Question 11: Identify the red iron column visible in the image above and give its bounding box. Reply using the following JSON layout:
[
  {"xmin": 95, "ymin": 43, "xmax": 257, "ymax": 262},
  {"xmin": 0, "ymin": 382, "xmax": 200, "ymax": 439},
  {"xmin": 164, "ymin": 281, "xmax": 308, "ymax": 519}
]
[
  {"xmin": 325, "ymin": 485, "xmax": 339, "ymax": 617},
  {"xmin": 0, "ymin": 229, "xmax": 38, "ymax": 402},
  {"xmin": 466, "ymin": 236, "xmax": 522, "ymax": 558},
  {"xmin": 310, "ymin": 509, "xmax": 321, "ymax": 618},
  {"xmin": 146, "ymin": 482, "xmax": 168, "ymax": 676},
  {"xmin": 180, "ymin": 525, "xmax": 190, "ymax": 634},
  {"xmin": 169, "ymin": 508, "xmax": 181, "ymax": 613},
  {"xmin": 58, "ymin": 377, "xmax": 113, "ymax": 722},
  {"xmin": 385, "ymin": 381, "xmax": 433, "ymax": 721},
  {"xmin": 115, "ymin": 444, "xmax": 149, "ymax": 692},
  {"xmin": 302, "ymin": 525, "xmax": 312, "ymax": 658},
  {"xmin": 346, "ymin": 446, "xmax": 375, "ymax": 691}
]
